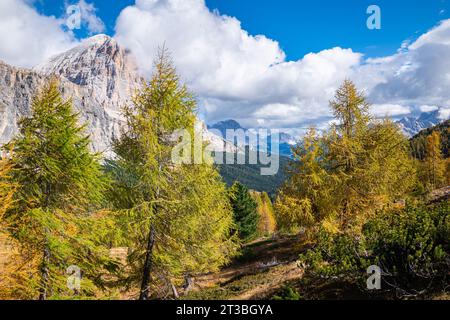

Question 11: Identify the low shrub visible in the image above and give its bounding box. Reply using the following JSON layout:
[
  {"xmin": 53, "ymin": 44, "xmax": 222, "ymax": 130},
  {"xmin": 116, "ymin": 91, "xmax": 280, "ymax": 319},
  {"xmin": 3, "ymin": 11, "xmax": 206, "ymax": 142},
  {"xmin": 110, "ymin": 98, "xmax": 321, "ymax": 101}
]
[{"xmin": 299, "ymin": 203, "xmax": 450, "ymax": 298}]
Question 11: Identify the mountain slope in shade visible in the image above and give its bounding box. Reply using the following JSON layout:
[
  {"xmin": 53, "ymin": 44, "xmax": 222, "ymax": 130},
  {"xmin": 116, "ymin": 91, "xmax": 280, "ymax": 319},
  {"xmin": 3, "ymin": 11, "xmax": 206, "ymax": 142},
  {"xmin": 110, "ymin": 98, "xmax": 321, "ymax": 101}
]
[{"xmin": 218, "ymin": 151, "xmax": 289, "ymax": 195}]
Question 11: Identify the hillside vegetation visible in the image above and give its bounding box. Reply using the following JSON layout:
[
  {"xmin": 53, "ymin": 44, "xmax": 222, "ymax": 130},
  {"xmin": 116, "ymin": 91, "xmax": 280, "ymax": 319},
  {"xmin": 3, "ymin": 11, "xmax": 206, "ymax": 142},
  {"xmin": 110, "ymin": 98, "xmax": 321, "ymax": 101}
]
[
  {"xmin": 218, "ymin": 151, "xmax": 289, "ymax": 195},
  {"xmin": 411, "ymin": 119, "xmax": 449, "ymax": 159}
]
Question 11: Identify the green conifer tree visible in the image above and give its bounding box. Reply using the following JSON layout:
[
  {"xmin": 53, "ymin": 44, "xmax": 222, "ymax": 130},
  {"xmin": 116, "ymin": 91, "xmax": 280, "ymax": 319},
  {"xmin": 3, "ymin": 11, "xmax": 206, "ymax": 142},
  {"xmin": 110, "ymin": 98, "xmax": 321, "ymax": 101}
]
[
  {"xmin": 110, "ymin": 49, "xmax": 237, "ymax": 300},
  {"xmin": 229, "ymin": 182, "xmax": 259, "ymax": 241},
  {"xmin": 275, "ymin": 128, "xmax": 329, "ymax": 232},
  {"xmin": 3, "ymin": 80, "xmax": 113, "ymax": 300},
  {"xmin": 251, "ymin": 191, "xmax": 277, "ymax": 236},
  {"xmin": 0, "ymin": 151, "xmax": 14, "ymax": 219}
]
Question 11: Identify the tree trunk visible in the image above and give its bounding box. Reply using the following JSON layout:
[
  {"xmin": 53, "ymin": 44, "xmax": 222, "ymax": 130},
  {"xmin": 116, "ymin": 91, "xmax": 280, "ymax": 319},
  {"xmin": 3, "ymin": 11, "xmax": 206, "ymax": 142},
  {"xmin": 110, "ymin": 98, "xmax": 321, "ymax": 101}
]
[
  {"xmin": 139, "ymin": 224, "xmax": 156, "ymax": 300},
  {"xmin": 170, "ymin": 281, "xmax": 179, "ymax": 299},
  {"xmin": 39, "ymin": 184, "xmax": 51, "ymax": 300},
  {"xmin": 38, "ymin": 246, "xmax": 50, "ymax": 300},
  {"xmin": 183, "ymin": 275, "xmax": 194, "ymax": 294}
]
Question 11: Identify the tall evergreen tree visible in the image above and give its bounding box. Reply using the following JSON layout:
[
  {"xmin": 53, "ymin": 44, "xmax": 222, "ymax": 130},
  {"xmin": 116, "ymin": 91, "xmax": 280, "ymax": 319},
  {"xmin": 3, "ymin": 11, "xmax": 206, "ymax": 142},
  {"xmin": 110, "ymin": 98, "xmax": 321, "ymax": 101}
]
[
  {"xmin": 0, "ymin": 150, "xmax": 36, "ymax": 300},
  {"xmin": 446, "ymin": 158, "xmax": 450, "ymax": 186},
  {"xmin": 3, "ymin": 81, "xmax": 113, "ymax": 299},
  {"xmin": 327, "ymin": 80, "xmax": 372, "ymax": 226},
  {"xmin": 327, "ymin": 82, "xmax": 415, "ymax": 229},
  {"xmin": 229, "ymin": 182, "xmax": 259, "ymax": 241},
  {"xmin": 0, "ymin": 152, "xmax": 16, "ymax": 294},
  {"xmin": 110, "ymin": 49, "xmax": 237, "ymax": 300}
]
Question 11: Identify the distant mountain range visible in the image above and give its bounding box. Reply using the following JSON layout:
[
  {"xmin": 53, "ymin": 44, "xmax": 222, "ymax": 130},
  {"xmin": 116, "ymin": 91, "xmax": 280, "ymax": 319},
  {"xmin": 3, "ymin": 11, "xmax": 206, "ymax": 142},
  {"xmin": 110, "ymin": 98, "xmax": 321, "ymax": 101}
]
[
  {"xmin": 207, "ymin": 110, "xmax": 450, "ymax": 158},
  {"xmin": 396, "ymin": 110, "xmax": 447, "ymax": 137},
  {"xmin": 208, "ymin": 119, "xmax": 297, "ymax": 157}
]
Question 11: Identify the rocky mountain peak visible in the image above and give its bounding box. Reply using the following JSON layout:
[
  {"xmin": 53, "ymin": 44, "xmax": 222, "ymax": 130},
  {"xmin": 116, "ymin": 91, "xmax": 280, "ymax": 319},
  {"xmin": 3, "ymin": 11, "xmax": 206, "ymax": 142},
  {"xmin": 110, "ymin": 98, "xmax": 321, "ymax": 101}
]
[
  {"xmin": 397, "ymin": 110, "xmax": 444, "ymax": 137},
  {"xmin": 208, "ymin": 119, "xmax": 245, "ymax": 139},
  {"xmin": 0, "ymin": 35, "xmax": 145, "ymax": 153},
  {"xmin": 34, "ymin": 34, "xmax": 140, "ymax": 99}
]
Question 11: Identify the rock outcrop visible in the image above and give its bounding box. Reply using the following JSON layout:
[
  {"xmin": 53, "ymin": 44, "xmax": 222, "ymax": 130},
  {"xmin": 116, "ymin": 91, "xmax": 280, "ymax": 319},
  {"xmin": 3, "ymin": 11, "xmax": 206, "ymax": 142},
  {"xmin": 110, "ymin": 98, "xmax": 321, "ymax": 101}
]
[{"xmin": 0, "ymin": 34, "xmax": 141, "ymax": 153}]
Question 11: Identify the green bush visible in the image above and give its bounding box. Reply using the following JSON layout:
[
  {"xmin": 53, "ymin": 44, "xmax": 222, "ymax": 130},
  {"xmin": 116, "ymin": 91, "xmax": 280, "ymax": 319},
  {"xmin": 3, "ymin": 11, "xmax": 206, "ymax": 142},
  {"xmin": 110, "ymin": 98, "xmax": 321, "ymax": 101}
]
[
  {"xmin": 300, "ymin": 203, "xmax": 450, "ymax": 297},
  {"xmin": 272, "ymin": 285, "xmax": 302, "ymax": 300}
]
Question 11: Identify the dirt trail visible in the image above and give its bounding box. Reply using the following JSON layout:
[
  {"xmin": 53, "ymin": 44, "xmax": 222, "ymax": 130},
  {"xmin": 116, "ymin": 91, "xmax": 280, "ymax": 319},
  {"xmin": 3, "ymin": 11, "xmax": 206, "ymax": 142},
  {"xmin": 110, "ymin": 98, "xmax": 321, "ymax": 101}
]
[
  {"xmin": 232, "ymin": 262, "xmax": 304, "ymax": 300},
  {"xmin": 187, "ymin": 235, "xmax": 308, "ymax": 300}
]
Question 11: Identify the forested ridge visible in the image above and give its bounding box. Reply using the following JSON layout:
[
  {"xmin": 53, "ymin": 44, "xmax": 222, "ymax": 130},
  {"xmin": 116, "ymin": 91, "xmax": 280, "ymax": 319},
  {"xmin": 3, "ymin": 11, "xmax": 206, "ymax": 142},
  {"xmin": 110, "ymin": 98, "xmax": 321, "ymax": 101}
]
[
  {"xmin": 410, "ymin": 120, "xmax": 449, "ymax": 159},
  {"xmin": 218, "ymin": 153, "xmax": 289, "ymax": 196}
]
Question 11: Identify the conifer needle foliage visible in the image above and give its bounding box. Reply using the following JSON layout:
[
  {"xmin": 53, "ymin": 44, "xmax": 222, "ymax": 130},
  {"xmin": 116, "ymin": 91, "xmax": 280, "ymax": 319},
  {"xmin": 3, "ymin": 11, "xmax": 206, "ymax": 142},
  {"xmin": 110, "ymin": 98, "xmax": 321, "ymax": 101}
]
[
  {"xmin": 2, "ymin": 80, "xmax": 117, "ymax": 300},
  {"xmin": 108, "ymin": 49, "xmax": 238, "ymax": 300},
  {"xmin": 228, "ymin": 182, "xmax": 259, "ymax": 242},
  {"xmin": 276, "ymin": 80, "xmax": 417, "ymax": 233}
]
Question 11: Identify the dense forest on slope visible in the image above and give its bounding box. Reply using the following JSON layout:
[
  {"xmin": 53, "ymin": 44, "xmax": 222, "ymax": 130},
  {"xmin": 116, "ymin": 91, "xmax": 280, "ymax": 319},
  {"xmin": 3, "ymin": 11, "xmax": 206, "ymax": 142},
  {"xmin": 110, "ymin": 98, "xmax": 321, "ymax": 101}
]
[
  {"xmin": 218, "ymin": 152, "xmax": 289, "ymax": 195},
  {"xmin": 410, "ymin": 120, "xmax": 449, "ymax": 159}
]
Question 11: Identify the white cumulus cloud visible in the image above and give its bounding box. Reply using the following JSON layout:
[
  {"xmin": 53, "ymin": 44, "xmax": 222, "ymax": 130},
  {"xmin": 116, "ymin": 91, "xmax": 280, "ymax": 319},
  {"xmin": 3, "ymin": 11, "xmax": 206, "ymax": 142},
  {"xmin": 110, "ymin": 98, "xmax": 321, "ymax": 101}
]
[
  {"xmin": 114, "ymin": 0, "xmax": 362, "ymax": 128},
  {"xmin": 0, "ymin": 0, "xmax": 78, "ymax": 68},
  {"xmin": 114, "ymin": 0, "xmax": 450, "ymax": 128},
  {"xmin": 368, "ymin": 20, "xmax": 450, "ymax": 116},
  {"xmin": 419, "ymin": 105, "xmax": 439, "ymax": 113},
  {"xmin": 438, "ymin": 107, "xmax": 450, "ymax": 120},
  {"xmin": 370, "ymin": 104, "xmax": 411, "ymax": 118}
]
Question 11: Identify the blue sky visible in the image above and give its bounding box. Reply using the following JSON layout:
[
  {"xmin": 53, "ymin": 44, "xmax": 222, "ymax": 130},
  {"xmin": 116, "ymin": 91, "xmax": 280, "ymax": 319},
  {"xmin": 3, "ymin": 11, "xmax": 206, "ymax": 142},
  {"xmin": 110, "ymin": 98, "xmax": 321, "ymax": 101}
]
[
  {"xmin": 2, "ymin": 0, "xmax": 450, "ymax": 128},
  {"xmin": 207, "ymin": 0, "xmax": 450, "ymax": 59},
  {"xmin": 34, "ymin": 0, "xmax": 450, "ymax": 59},
  {"xmin": 33, "ymin": 0, "xmax": 134, "ymax": 36}
]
